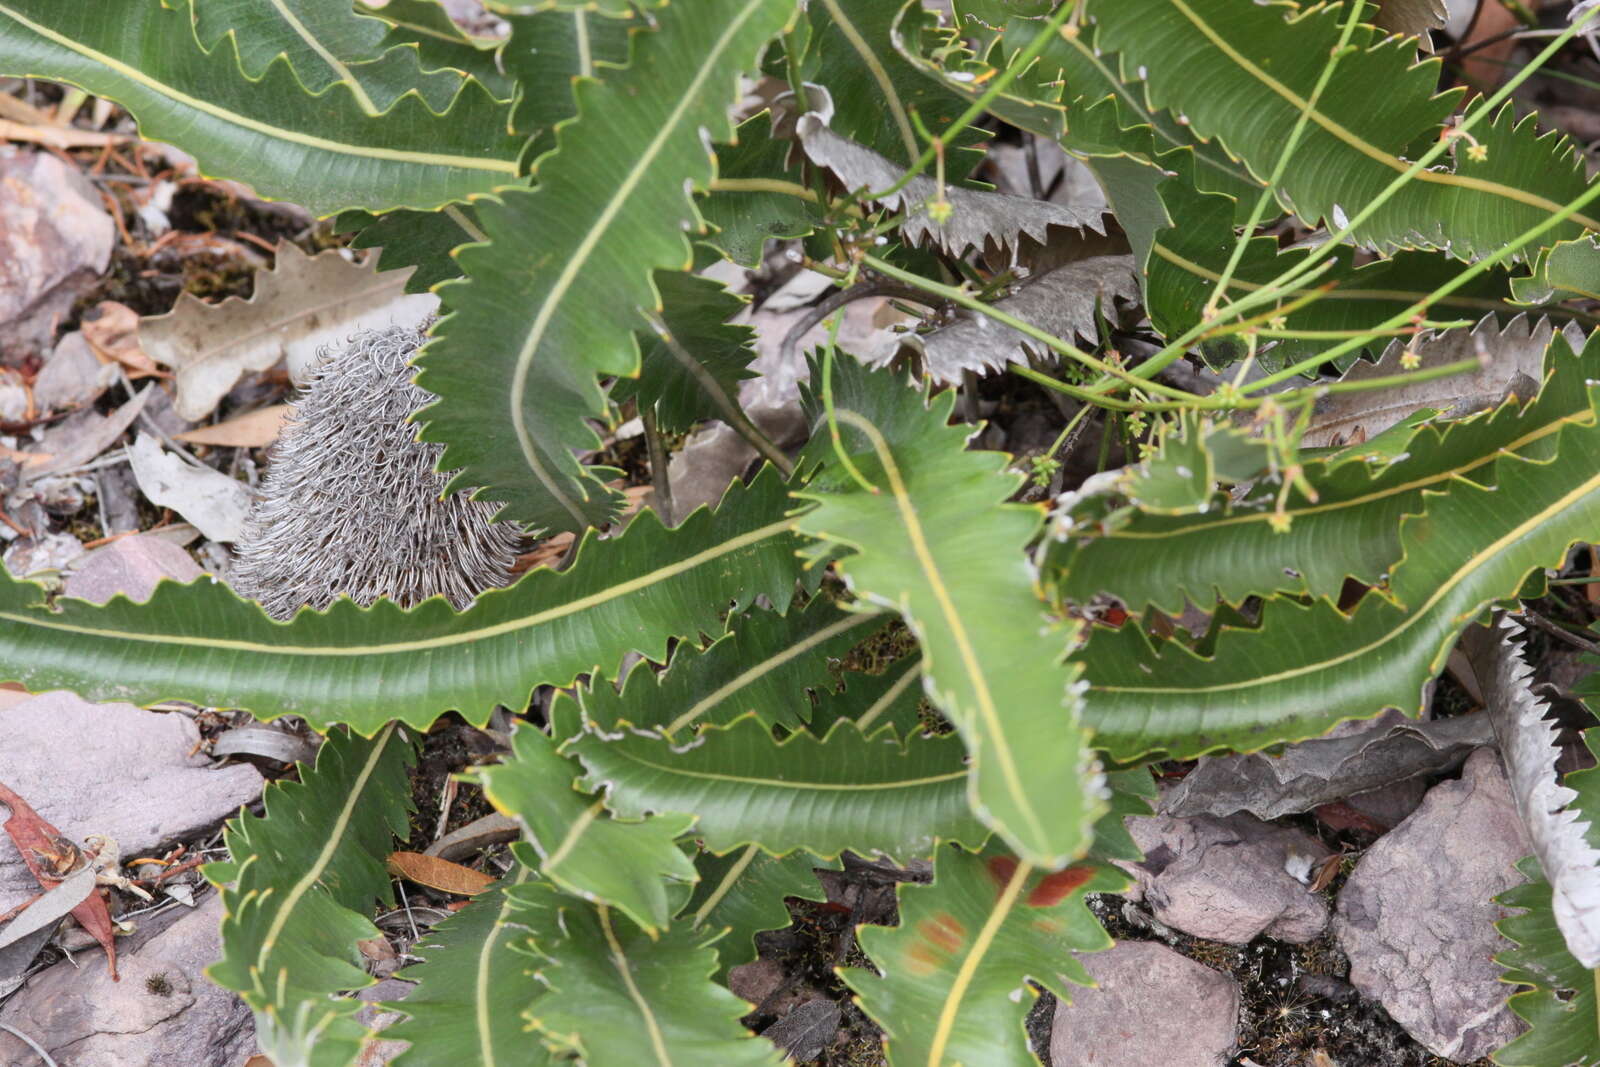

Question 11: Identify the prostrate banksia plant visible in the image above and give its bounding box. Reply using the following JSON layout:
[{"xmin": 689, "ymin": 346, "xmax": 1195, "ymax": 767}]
[{"xmin": 231, "ymin": 322, "xmax": 523, "ymax": 620}]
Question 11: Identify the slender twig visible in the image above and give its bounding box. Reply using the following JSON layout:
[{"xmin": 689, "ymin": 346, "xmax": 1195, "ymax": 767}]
[
  {"xmin": 641, "ymin": 310, "xmax": 794, "ymax": 476},
  {"xmin": 1522, "ymin": 610, "xmax": 1600, "ymax": 656},
  {"xmin": 777, "ymin": 280, "xmax": 936, "ymax": 374},
  {"xmin": 640, "ymin": 406, "xmax": 674, "ymax": 527}
]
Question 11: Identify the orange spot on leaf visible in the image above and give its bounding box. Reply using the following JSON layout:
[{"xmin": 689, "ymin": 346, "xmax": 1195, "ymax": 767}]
[{"xmin": 1027, "ymin": 866, "xmax": 1095, "ymax": 907}]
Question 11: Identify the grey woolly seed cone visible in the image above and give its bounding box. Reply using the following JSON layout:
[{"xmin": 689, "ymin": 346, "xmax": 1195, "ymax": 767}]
[{"xmin": 230, "ymin": 322, "xmax": 523, "ymax": 620}]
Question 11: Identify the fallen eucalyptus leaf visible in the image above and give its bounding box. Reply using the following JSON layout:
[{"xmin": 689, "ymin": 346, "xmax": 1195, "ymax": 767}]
[
  {"xmin": 174, "ymin": 404, "xmax": 290, "ymax": 448},
  {"xmin": 878, "ymin": 255, "xmax": 1139, "ymax": 383},
  {"xmin": 139, "ymin": 243, "xmax": 438, "ymax": 420},
  {"xmin": 1, "ymin": 385, "xmax": 153, "ymax": 481},
  {"xmin": 127, "ymin": 434, "xmax": 251, "ymax": 543},
  {"xmin": 1464, "ymin": 615, "xmax": 1600, "ymax": 968},
  {"xmin": 1162, "ymin": 708, "xmax": 1494, "ymax": 821},
  {"xmin": 0, "ymin": 864, "xmax": 93, "ymax": 952},
  {"xmin": 796, "ymin": 114, "xmax": 1105, "ymax": 261},
  {"xmin": 422, "ymin": 812, "xmax": 520, "ymax": 863},
  {"xmin": 386, "ymin": 851, "xmax": 493, "ymax": 896}
]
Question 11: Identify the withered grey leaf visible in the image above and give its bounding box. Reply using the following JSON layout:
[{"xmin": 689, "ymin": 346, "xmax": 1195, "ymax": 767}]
[
  {"xmin": 140, "ymin": 242, "xmax": 438, "ymax": 420},
  {"xmin": 0, "ymin": 865, "xmax": 94, "ymax": 953},
  {"xmin": 762, "ymin": 998, "xmax": 841, "ymax": 1062},
  {"xmin": 1162, "ymin": 708, "xmax": 1494, "ymax": 821},
  {"xmin": 877, "ymin": 255, "xmax": 1140, "ymax": 383},
  {"xmin": 1302, "ymin": 314, "xmax": 1573, "ymax": 448},
  {"xmin": 1463, "ymin": 615, "xmax": 1600, "ymax": 968},
  {"xmin": 795, "ymin": 114, "xmax": 1105, "ymax": 261},
  {"xmin": 210, "ymin": 724, "xmax": 319, "ymax": 766}
]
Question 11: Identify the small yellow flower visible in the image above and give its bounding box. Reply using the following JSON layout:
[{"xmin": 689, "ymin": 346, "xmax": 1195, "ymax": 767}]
[
  {"xmin": 1467, "ymin": 143, "xmax": 1488, "ymax": 163},
  {"xmin": 1268, "ymin": 510, "xmax": 1293, "ymax": 533},
  {"xmin": 928, "ymin": 198, "xmax": 954, "ymax": 224},
  {"xmin": 1400, "ymin": 349, "xmax": 1421, "ymax": 370}
]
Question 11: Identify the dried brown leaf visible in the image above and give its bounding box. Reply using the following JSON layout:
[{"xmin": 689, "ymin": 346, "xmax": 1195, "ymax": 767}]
[
  {"xmin": 385, "ymin": 850, "xmax": 494, "ymax": 896},
  {"xmin": 174, "ymin": 404, "xmax": 290, "ymax": 448}
]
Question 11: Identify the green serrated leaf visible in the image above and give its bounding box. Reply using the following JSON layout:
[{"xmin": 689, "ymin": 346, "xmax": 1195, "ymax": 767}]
[
  {"xmin": 1078, "ymin": 376, "xmax": 1600, "ymax": 760},
  {"xmin": 579, "ymin": 597, "xmax": 880, "ymax": 735},
  {"xmin": 500, "ymin": 6, "xmax": 632, "ymax": 135},
  {"xmin": 571, "ymin": 713, "xmax": 984, "ymax": 859},
  {"xmin": 513, "ymin": 884, "xmax": 784, "ymax": 1065},
  {"xmin": 1494, "ymin": 857, "xmax": 1600, "ymax": 1066},
  {"xmin": 0, "ymin": 467, "xmax": 804, "ymax": 733},
  {"xmin": 0, "ymin": 0, "xmax": 522, "ymax": 215},
  {"xmin": 414, "ymin": 0, "xmax": 794, "ymax": 535},
  {"xmin": 1048, "ymin": 330, "xmax": 1600, "ymax": 614},
  {"xmin": 385, "ymin": 866, "xmax": 551, "ymax": 1067},
  {"xmin": 846, "ymin": 843, "xmax": 1122, "ymax": 1067},
  {"xmin": 480, "ymin": 727, "xmax": 696, "ymax": 934},
  {"xmin": 681, "ymin": 847, "xmax": 831, "ymax": 980},
  {"xmin": 1513, "ymin": 236, "xmax": 1600, "ymax": 304},
  {"xmin": 1147, "ymin": 181, "xmax": 1515, "ymax": 373},
  {"xmin": 807, "ymin": 0, "xmax": 982, "ymax": 172},
  {"xmin": 191, "ymin": 0, "xmax": 467, "ymax": 113},
  {"xmin": 367, "ymin": 0, "xmax": 516, "ymax": 102},
  {"xmin": 206, "ymin": 727, "xmax": 414, "ymax": 1067},
  {"xmin": 700, "ymin": 113, "xmax": 820, "ymax": 267},
  {"xmin": 795, "ymin": 357, "xmax": 1105, "ymax": 867},
  {"xmin": 338, "ymin": 205, "xmax": 482, "ymax": 293},
  {"xmin": 613, "ymin": 270, "xmax": 759, "ymax": 435},
  {"xmin": 1089, "ymin": 0, "xmax": 1593, "ymax": 261}
]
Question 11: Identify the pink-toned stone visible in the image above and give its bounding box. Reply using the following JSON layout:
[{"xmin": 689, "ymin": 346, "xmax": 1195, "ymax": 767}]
[
  {"xmin": 0, "ymin": 691, "xmax": 262, "ymax": 919},
  {"xmin": 1051, "ymin": 941, "xmax": 1238, "ymax": 1067},
  {"xmin": 1334, "ymin": 748, "xmax": 1531, "ymax": 1062},
  {"xmin": 64, "ymin": 533, "xmax": 203, "ymax": 604},
  {"xmin": 0, "ymin": 893, "xmax": 255, "ymax": 1066},
  {"xmin": 1121, "ymin": 811, "xmax": 1331, "ymax": 943},
  {"xmin": 0, "ymin": 152, "xmax": 114, "ymax": 359}
]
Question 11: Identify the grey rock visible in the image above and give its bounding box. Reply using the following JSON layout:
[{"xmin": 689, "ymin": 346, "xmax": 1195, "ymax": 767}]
[
  {"xmin": 0, "ymin": 893, "xmax": 255, "ymax": 1067},
  {"xmin": 1121, "ymin": 811, "xmax": 1331, "ymax": 944},
  {"xmin": 729, "ymin": 956, "xmax": 787, "ymax": 1008},
  {"xmin": 33, "ymin": 330, "xmax": 116, "ymax": 412},
  {"xmin": 1333, "ymin": 748, "xmax": 1530, "ymax": 1062},
  {"xmin": 1050, "ymin": 941, "xmax": 1239, "ymax": 1067},
  {"xmin": 0, "ymin": 691, "xmax": 262, "ymax": 919},
  {"xmin": 64, "ymin": 533, "xmax": 203, "ymax": 604},
  {"xmin": 0, "ymin": 152, "xmax": 114, "ymax": 359}
]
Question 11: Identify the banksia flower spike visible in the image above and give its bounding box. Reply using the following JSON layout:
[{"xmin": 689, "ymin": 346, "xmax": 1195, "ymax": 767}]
[{"xmin": 231, "ymin": 322, "xmax": 523, "ymax": 620}]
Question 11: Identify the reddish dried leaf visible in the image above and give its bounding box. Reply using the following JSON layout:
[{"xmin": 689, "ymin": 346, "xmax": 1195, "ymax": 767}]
[
  {"xmin": 1313, "ymin": 800, "xmax": 1390, "ymax": 835},
  {"xmin": 0, "ymin": 778, "xmax": 118, "ymax": 979},
  {"xmin": 385, "ymin": 850, "xmax": 493, "ymax": 896}
]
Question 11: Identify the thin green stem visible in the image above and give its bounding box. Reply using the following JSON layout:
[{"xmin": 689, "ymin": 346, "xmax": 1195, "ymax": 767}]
[
  {"xmin": 859, "ymin": 254, "xmax": 1199, "ymax": 403},
  {"xmin": 1204, "ymin": 0, "xmax": 1366, "ymax": 316},
  {"xmin": 1246, "ymin": 174, "xmax": 1600, "ymax": 392},
  {"xmin": 1099, "ymin": 5, "xmax": 1600, "ymax": 393}
]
